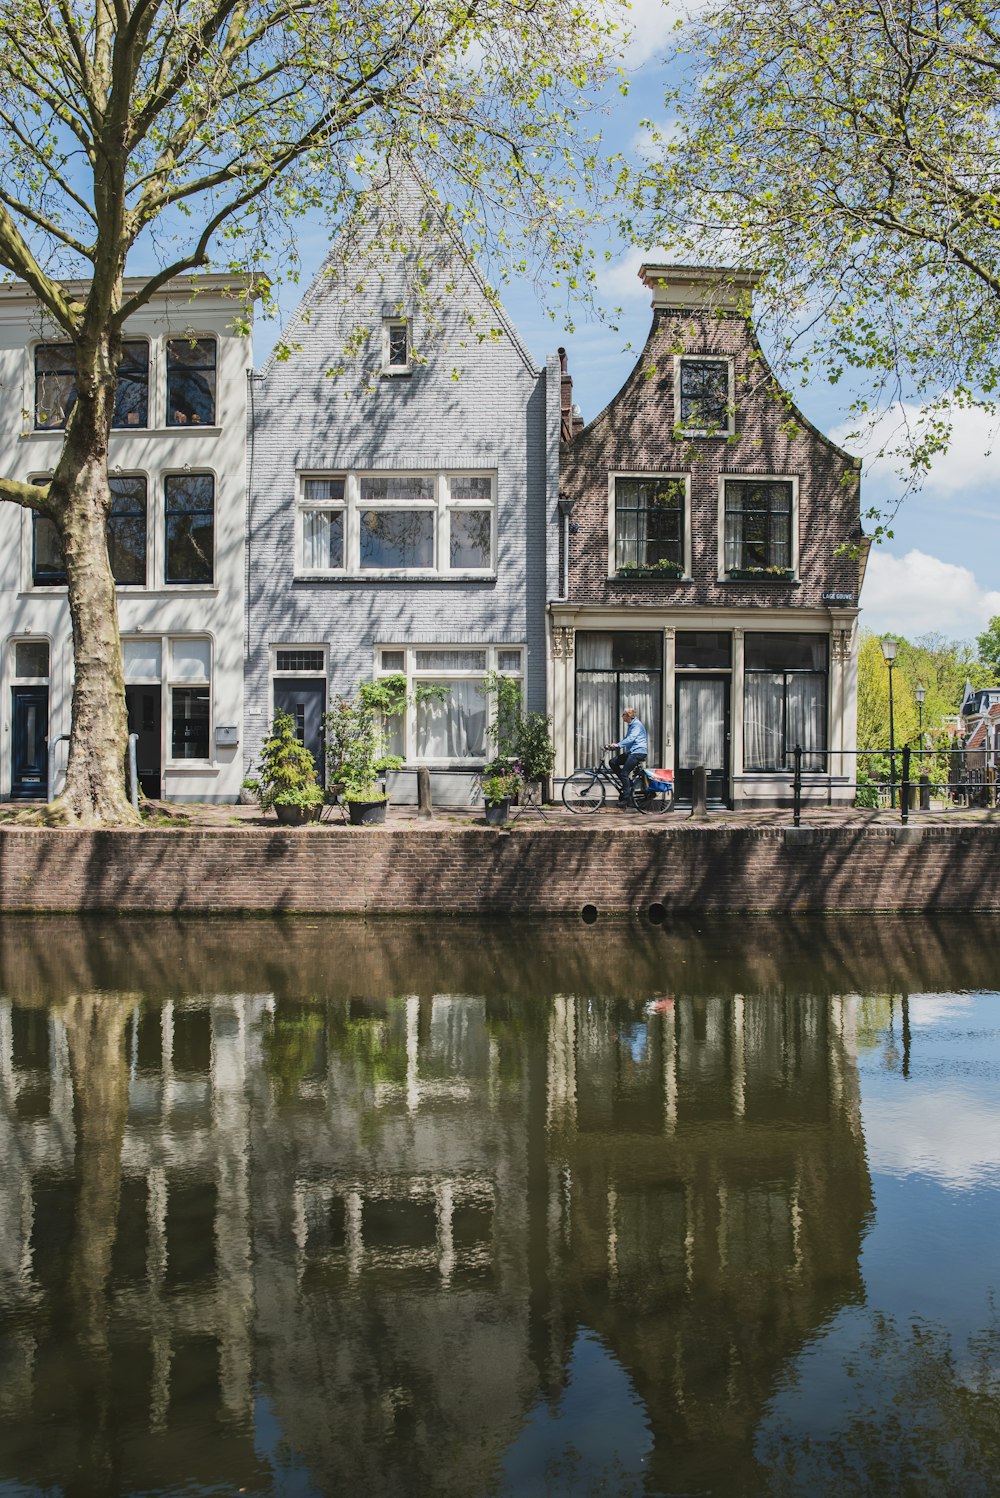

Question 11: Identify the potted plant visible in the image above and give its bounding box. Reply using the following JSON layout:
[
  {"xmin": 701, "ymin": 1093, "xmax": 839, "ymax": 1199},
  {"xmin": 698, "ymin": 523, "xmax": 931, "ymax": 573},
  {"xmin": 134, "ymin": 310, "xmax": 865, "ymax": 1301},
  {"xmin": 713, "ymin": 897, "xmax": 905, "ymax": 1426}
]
[
  {"xmin": 515, "ymin": 711, "xmax": 556, "ymax": 802},
  {"xmin": 326, "ymin": 691, "xmax": 402, "ymax": 825},
  {"xmin": 242, "ymin": 711, "xmax": 324, "ymax": 825},
  {"xmin": 616, "ymin": 558, "xmax": 685, "ymax": 580},
  {"xmin": 481, "ymin": 765, "xmax": 522, "ymax": 824}
]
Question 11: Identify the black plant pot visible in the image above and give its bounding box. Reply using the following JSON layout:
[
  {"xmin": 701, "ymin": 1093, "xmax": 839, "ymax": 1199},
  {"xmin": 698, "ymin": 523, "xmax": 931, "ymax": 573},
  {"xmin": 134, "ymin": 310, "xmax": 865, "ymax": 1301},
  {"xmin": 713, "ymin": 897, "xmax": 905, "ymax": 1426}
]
[
  {"xmin": 484, "ymin": 799, "xmax": 510, "ymax": 826},
  {"xmin": 275, "ymin": 803, "xmax": 321, "ymax": 826},
  {"xmin": 348, "ymin": 800, "xmax": 387, "ymax": 826}
]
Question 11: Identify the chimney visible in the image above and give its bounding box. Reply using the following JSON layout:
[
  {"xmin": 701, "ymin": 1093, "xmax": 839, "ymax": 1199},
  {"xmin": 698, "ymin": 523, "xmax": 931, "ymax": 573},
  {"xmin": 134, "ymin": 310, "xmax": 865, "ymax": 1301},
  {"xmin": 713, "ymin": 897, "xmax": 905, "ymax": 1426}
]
[
  {"xmin": 639, "ymin": 264, "xmax": 760, "ymax": 313},
  {"xmin": 558, "ymin": 347, "xmax": 584, "ymax": 441}
]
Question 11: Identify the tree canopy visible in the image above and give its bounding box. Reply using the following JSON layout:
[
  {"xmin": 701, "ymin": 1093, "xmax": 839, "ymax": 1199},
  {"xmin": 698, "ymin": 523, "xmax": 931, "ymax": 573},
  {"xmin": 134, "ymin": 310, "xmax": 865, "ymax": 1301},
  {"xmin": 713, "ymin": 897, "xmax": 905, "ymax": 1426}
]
[
  {"xmin": 0, "ymin": 0, "xmax": 628, "ymax": 823},
  {"xmin": 651, "ymin": 0, "xmax": 1000, "ymax": 490}
]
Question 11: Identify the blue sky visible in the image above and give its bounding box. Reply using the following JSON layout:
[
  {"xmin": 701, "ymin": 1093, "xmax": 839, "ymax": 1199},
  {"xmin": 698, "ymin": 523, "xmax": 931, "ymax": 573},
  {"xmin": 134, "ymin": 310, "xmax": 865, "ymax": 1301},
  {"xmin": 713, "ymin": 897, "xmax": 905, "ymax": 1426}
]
[{"xmin": 253, "ymin": 2, "xmax": 1000, "ymax": 647}]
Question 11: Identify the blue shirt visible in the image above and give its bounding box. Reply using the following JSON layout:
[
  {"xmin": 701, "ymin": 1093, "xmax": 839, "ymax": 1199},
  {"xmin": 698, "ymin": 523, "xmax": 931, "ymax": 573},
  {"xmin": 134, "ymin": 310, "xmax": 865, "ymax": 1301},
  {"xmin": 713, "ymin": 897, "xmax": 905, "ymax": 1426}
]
[{"xmin": 618, "ymin": 719, "xmax": 648, "ymax": 756}]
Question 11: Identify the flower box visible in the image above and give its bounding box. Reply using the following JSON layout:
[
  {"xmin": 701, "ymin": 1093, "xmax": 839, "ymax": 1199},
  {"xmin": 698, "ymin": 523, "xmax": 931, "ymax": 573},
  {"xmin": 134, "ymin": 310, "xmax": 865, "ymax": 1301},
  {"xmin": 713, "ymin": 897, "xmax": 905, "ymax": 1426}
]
[{"xmin": 727, "ymin": 567, "xmax": 795, "ymax": 581}]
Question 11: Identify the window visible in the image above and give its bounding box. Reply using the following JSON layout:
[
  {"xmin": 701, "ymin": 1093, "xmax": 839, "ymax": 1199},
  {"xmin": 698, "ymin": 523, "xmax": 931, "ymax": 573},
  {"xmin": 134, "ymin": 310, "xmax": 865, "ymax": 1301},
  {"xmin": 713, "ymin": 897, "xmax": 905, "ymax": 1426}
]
[
  {"xmin": 33, "ymin": 341, "xmax": 149, "ymax": 430},
  {"xmin": 166, "ymin": 338, "xmax": 216, "ymax": 425},
  {"xmin": 675, "ymin": 631, "xmax": 731, "ymax": 671},
  {"xmin": 614, "ymin": 476, "xmax": 686, "ymax": 574},
  {"xmin": 164, "ymin": 473, "xmax": 214, "ymax": 584},
  {"xmin": 107, "ymin": 476, "xmax": 147, "ymax": 585},
  {"xmin": 298, "ymin": 471, "xmax": 495, "ymax": 576},
  {"xmin": 169, "ymin": 638, "xmax": 212, "ymax": 762},
  {"xmin": 575, "ymin": 632, "xmax": 662, "ymax": 769},
  {"xmin": 374, "ymin": 644, "xmax": 524, "ymax": 762},
  {"xmin": 383, "ymin": 318, "xmax": 410, "ymax": 373},
  {"xmin": 301, "ymin": 478, "xmax": 344, "ymax": 570},
  {"xmin": 276, "ymin": 650, "xmax": 325, "ymax": 673},
  {"xmin": 744, "ymin": 633, "xmax": 827, "ymax": 772},
  {"xmin": 14, "ymin": 641, "xmax": 49, "ymax": 678},
  {"xmin": 724, "ymin": 479, "xmax": 794, "ymax": 574},
  {"xmin": 677, "ymin": 357, "xmax": 733, "ymax": 435},
  {"xmin": 32, "ymin": 513, "xmax": 66, "ymax": 586}
]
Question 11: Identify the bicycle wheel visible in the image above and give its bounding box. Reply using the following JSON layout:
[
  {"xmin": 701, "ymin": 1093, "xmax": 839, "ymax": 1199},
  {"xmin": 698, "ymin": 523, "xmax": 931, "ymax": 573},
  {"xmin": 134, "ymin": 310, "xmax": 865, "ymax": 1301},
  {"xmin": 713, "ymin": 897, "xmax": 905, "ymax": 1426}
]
[
  {"xmin": 633, "ymin": 775, "xmax": 674, "ymax": 814},
  {"xmin": 562, "ymin": 770, "xmax": 607, "ymax": 814}
]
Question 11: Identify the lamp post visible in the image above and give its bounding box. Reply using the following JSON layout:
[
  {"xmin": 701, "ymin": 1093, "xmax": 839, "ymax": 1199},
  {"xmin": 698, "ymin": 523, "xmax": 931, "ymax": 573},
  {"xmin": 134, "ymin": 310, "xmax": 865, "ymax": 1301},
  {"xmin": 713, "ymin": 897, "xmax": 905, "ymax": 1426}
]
[
  {"xmin": 915, "ymin": 683, "xmax": 926, "ymax": 752},
  {"xmin": 881, "ymin": 638, "xmax": 898, "ymax": 807}
]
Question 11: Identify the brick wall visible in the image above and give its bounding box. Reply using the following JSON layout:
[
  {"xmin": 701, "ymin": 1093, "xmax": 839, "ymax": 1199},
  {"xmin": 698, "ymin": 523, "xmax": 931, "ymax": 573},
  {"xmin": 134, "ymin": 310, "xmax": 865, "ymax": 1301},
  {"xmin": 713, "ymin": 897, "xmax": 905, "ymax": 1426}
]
[
  {"xmin": 561, "ymin": 306, "xmax": 861, "ymax": 608},
  {"xmin": 2, "ymin": 825, "xmax": 998, "ymax": 914}
]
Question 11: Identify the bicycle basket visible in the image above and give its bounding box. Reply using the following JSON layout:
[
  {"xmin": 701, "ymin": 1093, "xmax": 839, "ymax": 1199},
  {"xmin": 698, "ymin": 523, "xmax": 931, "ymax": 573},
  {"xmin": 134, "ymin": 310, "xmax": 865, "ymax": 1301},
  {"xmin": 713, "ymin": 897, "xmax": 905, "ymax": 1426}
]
[{"xmin": 646, "ymin": 769, "xmax": 673, "ymax": 792}]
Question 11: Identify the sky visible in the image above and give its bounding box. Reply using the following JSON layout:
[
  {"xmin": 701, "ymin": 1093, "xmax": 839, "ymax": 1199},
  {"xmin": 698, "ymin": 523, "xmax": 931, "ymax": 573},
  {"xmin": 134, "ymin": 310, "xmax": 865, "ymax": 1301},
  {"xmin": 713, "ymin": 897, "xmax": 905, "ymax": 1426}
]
[{"xmin": 254, "ymin": 0, "xmax": 1000, "ymax": 648}]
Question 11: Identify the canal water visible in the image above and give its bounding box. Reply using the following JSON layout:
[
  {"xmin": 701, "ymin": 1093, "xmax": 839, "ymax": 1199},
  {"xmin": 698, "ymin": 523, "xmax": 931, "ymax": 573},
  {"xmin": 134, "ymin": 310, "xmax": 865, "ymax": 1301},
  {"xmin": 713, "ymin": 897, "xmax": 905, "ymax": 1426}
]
[{"xmin": 1, "ymin": 914, "xmax": 999, "ymax": 1497}]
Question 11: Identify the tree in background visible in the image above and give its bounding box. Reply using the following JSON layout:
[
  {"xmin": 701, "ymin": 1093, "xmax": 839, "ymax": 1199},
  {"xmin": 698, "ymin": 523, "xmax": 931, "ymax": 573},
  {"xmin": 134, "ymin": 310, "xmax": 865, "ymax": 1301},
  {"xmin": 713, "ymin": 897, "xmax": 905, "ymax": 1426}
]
[
  {"xmin": 0, "ymin": 0, "xmax": 626, "ymax": 824},
  {"xmin": 651, "ymin": 0, "xmax": 1000, "ymax": 510},
  {"xmin": 976, "ymin": 616, "xmax": 1000, "ymax": 681}
]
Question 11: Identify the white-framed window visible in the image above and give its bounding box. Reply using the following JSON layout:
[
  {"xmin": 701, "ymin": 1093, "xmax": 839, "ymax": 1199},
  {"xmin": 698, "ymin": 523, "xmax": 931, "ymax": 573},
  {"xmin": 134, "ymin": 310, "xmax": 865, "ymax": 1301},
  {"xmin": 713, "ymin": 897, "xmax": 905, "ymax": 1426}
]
[
  {"xmin": 382, "ymin": 317, "xmax": 410, "ymax": 374},
  {"xmin": 674, "ymin": 355, "xmax": 735, "ymax": 437},
  {"xmin": 11, "ymin": 638, "xmax": 50, "ymax": 682},
  {"xmin": 374, "ymin": 643, "xmax": 524, "ymax": 763},
  {"xmin": 123, "ymin": 634, "xmax": 213, "ymax": 767},
  {"xmin": 297, "ymin": 470, "xmax": 496, "ymax": 577},
  {"xmin": 718, "ymin": 474, "xmax": 798, "ymax": 578},
  {"xmin": 608, "ymin": 472, "xmax": 690, "ymax": 578}
]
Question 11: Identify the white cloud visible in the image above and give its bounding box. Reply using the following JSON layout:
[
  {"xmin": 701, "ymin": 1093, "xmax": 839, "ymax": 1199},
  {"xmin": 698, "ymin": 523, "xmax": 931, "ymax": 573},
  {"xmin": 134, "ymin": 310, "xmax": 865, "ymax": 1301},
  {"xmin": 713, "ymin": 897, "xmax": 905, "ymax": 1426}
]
[
  {"xmin": 830, "ymin": 399, "xmax": 1000, "ymax": 498},
  {"xmin": 597, "ymin": 246, "xmax": 651, "ymax": 303},
  {"xmin": 866, "ymin": 1090, "xmax": 1000, "ymax": 1189},
  {"xmin": 860, "ymin": 548, "xmax": 1000, "ymax": 639},
  {"xmin": 630, "ymin": 115, "xmax": 682, "ymax": 159},
  {"xmin": 620, "ymin": 0, "xmax": 691, "ymax": 67}
]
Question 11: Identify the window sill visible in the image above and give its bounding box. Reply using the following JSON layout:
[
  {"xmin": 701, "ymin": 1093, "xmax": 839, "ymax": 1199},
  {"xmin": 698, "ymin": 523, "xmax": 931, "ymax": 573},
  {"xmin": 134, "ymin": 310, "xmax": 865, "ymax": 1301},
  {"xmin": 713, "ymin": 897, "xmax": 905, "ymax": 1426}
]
[
  {"xmin": 676, "ymin": 427, "xmax": 735, "ymax": 440},
  {"xmin": 21, "ymin": 425, "xmax": 223, "ymax": 439},
  {"xmin": 165, "ymin": 761, "xmax": 217, "ymax": 772},
  {"xmin": 294, "ymin": 571, "xmax": 496, "ymax": 583},
  {"xmin": 609, "ymin": 573, "xmax": 692, "ymax": 584},
  {"xmin": 381, "ymin": 367, "xmax": 414, "ymax": 379},
  {"xmin": 721, "ymin": 572, "xmax": 798, "ymax": 584}
]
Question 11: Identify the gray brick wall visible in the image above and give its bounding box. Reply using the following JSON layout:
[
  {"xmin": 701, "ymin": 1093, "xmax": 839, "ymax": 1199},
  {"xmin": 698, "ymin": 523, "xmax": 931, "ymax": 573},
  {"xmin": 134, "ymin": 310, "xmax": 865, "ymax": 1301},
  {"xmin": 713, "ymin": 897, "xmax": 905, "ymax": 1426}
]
[{"xmin": 244, "ymin": 192, "xmax": 557, "ymax": 774}]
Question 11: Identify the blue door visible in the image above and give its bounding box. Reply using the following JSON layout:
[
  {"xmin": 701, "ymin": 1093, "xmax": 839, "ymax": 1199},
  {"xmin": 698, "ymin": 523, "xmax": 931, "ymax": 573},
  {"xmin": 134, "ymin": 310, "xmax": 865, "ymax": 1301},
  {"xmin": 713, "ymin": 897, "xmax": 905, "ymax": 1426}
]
[
  {"xmin": 11, "ymin": 687, "xmax": 48, "ymax": 799},
  {"xmin": 273, "ymin": 679, "xmax": 326, "ymax": 785}
]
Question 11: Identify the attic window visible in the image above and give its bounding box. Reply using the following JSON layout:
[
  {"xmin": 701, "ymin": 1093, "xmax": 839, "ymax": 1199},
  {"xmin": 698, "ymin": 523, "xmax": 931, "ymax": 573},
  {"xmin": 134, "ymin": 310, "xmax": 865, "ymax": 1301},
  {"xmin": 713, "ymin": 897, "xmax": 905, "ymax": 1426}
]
[
  {"xmin": 676, "ymin": 356, "xmax": 733, "ymax": 436},
  {"xmin": 383, "ymin": 319, "xmax": 410, "ymax": 374}
]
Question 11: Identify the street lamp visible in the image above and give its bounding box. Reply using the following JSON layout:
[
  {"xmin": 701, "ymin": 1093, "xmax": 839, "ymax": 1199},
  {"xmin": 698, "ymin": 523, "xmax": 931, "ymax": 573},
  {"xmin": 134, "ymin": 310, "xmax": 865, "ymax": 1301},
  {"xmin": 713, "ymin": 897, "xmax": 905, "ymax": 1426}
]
[
  {"xmin": 881, "ymin": 638, "xmax": 898, "ymax": 807},
  {"xmin": 915, "ymin": 683, "xmax": 926, "ymax": 752}
]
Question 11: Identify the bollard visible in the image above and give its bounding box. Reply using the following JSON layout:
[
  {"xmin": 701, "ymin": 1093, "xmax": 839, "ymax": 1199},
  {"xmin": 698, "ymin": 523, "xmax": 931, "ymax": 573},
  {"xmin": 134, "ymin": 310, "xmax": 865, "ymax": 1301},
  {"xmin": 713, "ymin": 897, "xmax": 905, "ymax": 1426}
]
[
  {"xmin": 792, "ymin": 743, "xmax": 802, "ymax": 827},
  {"xmin": 900, "ymin": 745, "xmax": 910, "ymax": 825},
  {"xmin": 920, "ymin": 774, "xmax": 931, "ymax": 811},
  {"xmin": 689, "ymin": 766, "xmax": 709, "ymax": 820},
  {"xmin": 417, "ymin": 766, "xmax": 434, "ymax": 819}
]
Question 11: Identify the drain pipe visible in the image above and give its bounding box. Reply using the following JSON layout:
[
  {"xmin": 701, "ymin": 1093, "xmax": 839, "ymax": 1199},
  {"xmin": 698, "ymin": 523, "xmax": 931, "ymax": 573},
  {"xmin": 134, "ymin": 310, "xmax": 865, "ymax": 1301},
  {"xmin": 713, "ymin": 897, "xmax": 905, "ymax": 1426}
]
[
  {"xmin": 47, "ymin": 734, "xmax": 70, "ymax": 803},
  {"xmin": 127, "ymin": 733, "xmax": 140, "ymax": 813},
  {"xmin": 557, "ymin": 494, "xmax": 576, "ymax": 601}
]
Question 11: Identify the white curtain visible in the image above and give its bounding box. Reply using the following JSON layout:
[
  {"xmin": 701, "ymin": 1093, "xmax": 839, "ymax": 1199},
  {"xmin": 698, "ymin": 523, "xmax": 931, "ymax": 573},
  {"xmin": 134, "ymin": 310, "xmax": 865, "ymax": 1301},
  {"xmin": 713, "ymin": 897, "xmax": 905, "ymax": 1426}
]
[
  {"xmin": 576, "ymin": 634, "xmax": 613, "ymax": 669},
  {"xmin": 619, "ymin": 671, "xmax": 659, "ymax": 763},
  {"xmin": 416, "ymin": 679, "xmax": 487, "ymax": 759},
  {"xmin": 678, "ymin": 679, "xmax": 725, "ymax": 769},
  {"xmin": 302, "ymin": 509, "xmax": 341, "ymax": 569},
  {"xmin": 743, "ymin": 673, "xmax": 784, "ymax": 770},
  {"xmin": 786, "ymin": 675, "xmax": 826, "ymax": 769},
  {"xmin": 575, "ymin": 676, "xmax": 617, "ymax": 768}
]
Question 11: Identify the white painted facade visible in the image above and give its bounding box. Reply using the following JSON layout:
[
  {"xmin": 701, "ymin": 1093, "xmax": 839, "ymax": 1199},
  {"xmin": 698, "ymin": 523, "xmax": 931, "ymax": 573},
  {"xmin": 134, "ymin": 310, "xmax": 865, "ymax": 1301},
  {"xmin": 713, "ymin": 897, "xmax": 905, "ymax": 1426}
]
[{"xmin": 0, "ymin": 276, "xmax": 255, "ymax": 802}]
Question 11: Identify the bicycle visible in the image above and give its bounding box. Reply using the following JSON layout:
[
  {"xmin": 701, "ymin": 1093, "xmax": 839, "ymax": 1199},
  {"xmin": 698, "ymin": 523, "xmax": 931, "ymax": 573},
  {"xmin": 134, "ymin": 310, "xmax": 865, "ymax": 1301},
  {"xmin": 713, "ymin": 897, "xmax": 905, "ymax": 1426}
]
[{"xmin": 561, "ymin": 755, "xmax": 674, "ymax": 815}]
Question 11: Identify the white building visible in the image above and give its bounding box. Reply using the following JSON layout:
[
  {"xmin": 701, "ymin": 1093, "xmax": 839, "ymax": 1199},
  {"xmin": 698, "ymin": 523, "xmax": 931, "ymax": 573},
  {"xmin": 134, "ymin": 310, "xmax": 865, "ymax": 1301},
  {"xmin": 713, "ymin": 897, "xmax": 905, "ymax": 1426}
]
[{"xmin": 0, "ymin": 276, "xmax": 257, "ymax": 803}]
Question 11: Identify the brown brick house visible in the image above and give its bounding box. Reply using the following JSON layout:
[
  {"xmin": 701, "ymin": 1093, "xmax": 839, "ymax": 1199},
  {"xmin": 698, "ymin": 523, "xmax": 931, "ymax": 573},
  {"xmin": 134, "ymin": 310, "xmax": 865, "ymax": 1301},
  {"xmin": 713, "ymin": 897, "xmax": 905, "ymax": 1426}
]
[{"xmin": 550, "ymin": 265, "xmax": 867, "ymax": 807}]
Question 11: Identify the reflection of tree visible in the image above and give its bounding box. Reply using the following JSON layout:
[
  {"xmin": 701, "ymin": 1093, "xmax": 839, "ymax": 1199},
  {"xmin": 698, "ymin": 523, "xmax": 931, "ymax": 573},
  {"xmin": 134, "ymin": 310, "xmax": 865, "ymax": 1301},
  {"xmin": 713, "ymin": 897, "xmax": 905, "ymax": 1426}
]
[
  {"xmin": 61, "ymin": 993, "xmax": 134, "ymax": 1488},
  {"xmin": 260, "ymin": 1002, "xmax": 327, "ymax": 1102},
  {"xmin": 758, "ymin": 1312, "xmax": 1000, "ymax": 1496}
]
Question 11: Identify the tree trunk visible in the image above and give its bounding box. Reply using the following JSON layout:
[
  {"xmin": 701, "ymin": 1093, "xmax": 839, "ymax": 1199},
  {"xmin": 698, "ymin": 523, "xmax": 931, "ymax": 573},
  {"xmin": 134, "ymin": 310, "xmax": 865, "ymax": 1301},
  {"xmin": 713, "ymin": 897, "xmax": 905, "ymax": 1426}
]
[{"xmin": 50, "ymin": 331, "xmax": 138, "ymax": 826}]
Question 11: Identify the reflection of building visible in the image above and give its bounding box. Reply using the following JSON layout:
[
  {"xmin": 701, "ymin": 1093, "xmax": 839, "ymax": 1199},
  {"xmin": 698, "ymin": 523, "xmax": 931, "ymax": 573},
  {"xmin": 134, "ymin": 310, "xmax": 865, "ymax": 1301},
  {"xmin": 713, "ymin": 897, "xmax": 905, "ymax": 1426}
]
[{"xmin": 0, "ymin": 930, "xmax": 874, "ymax": 1495}]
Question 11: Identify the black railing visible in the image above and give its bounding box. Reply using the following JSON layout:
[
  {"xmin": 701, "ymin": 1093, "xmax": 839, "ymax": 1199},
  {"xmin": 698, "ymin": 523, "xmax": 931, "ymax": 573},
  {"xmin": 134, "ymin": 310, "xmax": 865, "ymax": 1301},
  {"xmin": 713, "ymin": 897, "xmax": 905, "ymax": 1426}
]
[{"xmin": 789, "ymin": 742, "xmax": 997, "ymax": 824}]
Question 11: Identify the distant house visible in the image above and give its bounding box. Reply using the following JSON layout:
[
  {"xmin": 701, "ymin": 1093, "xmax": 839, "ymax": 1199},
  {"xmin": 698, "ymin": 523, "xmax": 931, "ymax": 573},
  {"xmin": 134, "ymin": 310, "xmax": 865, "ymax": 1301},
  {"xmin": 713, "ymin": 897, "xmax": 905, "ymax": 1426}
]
[
  {"xmin": 243, "ymin": 177, "xmax": 559, "ymax": 802},
  {"xmin": 0, "ymin": 277, "xmax": 257, "ymax": 802},
  {"xmin": 552, "ymin": 265, "xmax": 866, "ymax": 807},
  {"xmin": 959, "ymin": 679, "xmax": 1000, "ymax": 722}
]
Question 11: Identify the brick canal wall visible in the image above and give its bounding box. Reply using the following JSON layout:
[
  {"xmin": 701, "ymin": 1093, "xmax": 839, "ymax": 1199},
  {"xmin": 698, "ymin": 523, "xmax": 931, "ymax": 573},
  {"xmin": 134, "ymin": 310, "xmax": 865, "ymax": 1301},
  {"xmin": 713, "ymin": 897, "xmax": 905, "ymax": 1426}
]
[{"xmin": 0, "ymin": 823, "xmax": 997, "ymax": 914}]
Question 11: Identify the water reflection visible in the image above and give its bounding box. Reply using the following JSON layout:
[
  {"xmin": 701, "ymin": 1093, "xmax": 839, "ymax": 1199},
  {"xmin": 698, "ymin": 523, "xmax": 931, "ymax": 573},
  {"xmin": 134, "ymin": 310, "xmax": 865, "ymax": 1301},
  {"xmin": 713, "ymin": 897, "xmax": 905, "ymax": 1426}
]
[{"xmin": 0, "ymin": 915, "xmax": 999, "ymax": 1496}]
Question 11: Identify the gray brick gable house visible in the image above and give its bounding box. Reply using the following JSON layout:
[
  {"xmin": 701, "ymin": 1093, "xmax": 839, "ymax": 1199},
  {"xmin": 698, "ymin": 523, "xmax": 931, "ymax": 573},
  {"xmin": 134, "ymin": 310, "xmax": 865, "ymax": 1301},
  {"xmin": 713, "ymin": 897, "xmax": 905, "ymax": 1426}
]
[
  {"xmin": 244, "ymin": 179, "xmax": 560, "ymax": 802},
  {"xmin": 552, "ymin": 264, "xmax": 868, "ymax": 808}
]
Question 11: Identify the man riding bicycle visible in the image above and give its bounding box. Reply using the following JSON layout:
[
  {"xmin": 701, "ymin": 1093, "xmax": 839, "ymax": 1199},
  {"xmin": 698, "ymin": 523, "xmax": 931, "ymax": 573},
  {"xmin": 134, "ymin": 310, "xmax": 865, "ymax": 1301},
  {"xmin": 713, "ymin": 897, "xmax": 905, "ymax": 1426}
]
[{"xmin": 608, "ymin": 708, "xmax": 647, "ymax": 802}]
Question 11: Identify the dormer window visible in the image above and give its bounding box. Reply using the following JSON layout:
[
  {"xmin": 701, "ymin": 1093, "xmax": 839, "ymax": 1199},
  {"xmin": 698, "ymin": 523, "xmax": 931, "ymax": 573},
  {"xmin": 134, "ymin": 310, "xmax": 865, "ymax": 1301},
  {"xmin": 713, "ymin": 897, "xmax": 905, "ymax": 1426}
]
[
  {"xmin": 383, "ymin": 318, "xmax": 410, "ymax": 374},
  {"xmin": 676, "ymin": 356, "xmax": 734, "ymax": 436}
]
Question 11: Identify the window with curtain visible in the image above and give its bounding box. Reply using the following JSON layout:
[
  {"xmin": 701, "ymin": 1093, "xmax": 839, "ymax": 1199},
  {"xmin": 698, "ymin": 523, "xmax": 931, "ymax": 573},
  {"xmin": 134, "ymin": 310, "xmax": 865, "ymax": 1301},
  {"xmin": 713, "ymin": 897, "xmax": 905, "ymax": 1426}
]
[
  {"xmin": 299, "ymin": 471, "xmax": 494, "ymax": 574},
  {"xmin": 724, "ymin": 480, "xmax": 793, "ymax": 572},
  {"xmin": 744, "ymin": 633, "xmax": 827, "ymax": 771},
  {"xmin": 375, "ymin": 644, "xmax": 522, "ymax": 762},
  {"xmin": 575, "ymin": 632, "xmax": 661, "ymax": 768},
  {"xmin": 614, "ymin": 477, "xmax": 685, "ymax": 572}
]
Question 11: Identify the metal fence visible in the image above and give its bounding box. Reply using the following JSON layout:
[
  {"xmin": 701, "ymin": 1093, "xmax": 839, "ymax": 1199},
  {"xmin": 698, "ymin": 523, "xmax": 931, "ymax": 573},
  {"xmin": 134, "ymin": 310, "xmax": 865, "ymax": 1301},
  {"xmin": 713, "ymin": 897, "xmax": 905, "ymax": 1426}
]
[{"xmin": 790, "ymin": 744, "xmax": 997, "ymax": 826}]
